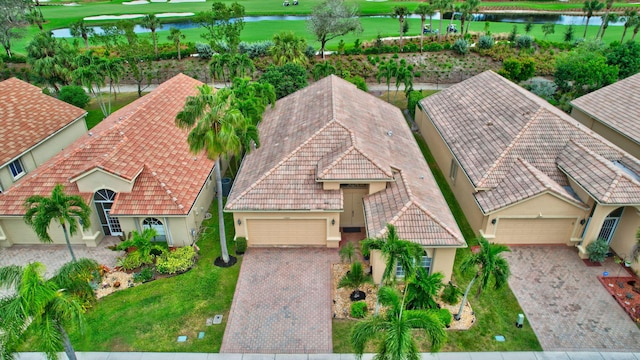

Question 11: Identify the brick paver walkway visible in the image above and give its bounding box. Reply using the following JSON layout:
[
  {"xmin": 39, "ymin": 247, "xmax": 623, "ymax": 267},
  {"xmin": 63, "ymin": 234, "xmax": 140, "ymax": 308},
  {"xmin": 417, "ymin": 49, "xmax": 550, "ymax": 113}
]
[
  {"xmin": 505, "ymin": 246, "xmax": 640, "ymax": 351},
  {"xmin": 221, "ymin": 247, "xmax": 339, "ymax": 354}
]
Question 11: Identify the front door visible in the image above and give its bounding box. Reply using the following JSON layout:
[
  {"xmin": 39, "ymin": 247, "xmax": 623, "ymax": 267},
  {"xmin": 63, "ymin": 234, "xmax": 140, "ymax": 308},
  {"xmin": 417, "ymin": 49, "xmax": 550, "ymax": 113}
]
[
  {"xmin": 105, "ymin": 209, "xmax": 123, "ymax": 236},
  {"xmin": 597, "ymin": 207, "xmax": 624, "ymax": 244},
  {"xmin": 341, "ymin": 186, "xmax": 367, "ymax": 227},
  {"xmin": 94, "ymin": 189, "xmax": 123, "ymax": 236}
]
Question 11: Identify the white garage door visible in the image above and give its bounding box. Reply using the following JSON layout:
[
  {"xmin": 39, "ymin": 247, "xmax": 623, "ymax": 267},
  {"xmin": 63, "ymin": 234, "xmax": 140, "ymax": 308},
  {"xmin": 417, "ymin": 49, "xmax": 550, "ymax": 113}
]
[
  {"xmin": 247, "ymin": 219, "xmax": 327, "ymax": 246},
  {"xmin": 495, "ymin": 218, "xmax": 574, "ymax": 245}
]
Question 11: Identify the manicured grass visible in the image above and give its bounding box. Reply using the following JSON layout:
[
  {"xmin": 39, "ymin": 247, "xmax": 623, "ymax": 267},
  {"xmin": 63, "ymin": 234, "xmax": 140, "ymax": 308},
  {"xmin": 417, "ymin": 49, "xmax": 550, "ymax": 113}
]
[
  {"xmin": 85, "ymin": 92, "xmax": 147, "ymax": 129},
  {"xmin": 67, "ymin": 197, "xmax": 240, "ymax": 352}
]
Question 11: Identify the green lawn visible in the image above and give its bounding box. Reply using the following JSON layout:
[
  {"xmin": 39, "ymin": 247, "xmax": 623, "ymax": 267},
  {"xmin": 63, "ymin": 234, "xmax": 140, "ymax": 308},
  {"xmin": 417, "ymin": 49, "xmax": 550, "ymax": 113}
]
[
  {"xmin": 67, "ymin": 197, "xmax": 240, "ymax": 352},
  {"xmin": 85, "ymin": 92, "xmax": 148, "ymax": 129}
]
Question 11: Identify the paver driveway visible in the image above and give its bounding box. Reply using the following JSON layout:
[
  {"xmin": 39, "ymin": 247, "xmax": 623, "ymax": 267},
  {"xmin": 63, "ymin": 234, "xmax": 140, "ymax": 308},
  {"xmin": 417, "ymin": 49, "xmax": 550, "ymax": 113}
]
[
  {"xmin": 221, "ymin": 247, "xmax": 339, "ymax": 354},
  {"xmin": 504, "ymin": 246, "xmax": 640, "ymax": 351}
]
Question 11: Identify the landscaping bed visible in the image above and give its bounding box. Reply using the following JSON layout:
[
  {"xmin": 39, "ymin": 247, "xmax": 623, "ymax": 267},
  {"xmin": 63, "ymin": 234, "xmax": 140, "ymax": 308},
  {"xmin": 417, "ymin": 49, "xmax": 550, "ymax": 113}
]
[{"xmin": 599, "ymin": 276, "xmax": 640, "ymax": 323}]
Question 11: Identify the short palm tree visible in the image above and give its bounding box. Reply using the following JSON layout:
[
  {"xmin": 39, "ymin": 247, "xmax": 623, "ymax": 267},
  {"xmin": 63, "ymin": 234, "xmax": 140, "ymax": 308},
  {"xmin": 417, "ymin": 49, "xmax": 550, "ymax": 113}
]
[
  {"xmin": 338, "ymin": 261, "xmax": 371, "ymax": 301},
  {"xmin": 392, "ymin": 6, "xmax": 410, "ymax": 46},
  {"xmin": 376, "ymin": 60, "xmax": 399, "ymax": 102},
  {"xmin": 229, "ymin": 53, "xmax": 255, "ymax": 79},
  {"xmin": 455, "ymin": 237, "xmax": 510, "ymax": 320},
  {"xmin": 599, "ymin": 13, "xmax": 619, "ymax": 39},
  {"xmin": 0, "ymin": 260, "xmax": 98, "ymax": 360},
  {"xmin": 116, "ymin": 228, "xmax": 166, "ymax": 269},
  {"xmin": 69, "ymin": 20, "xmax": 94, "ymax": 50},
  {"xmin": 168, "ymin": 27, "xmax": 186, "ymax": 60},
  {"xmin": 24, "ymin": 184, "xmax": 92, "ymax": 262},
  {"xmin": 583, "ymin": 0, "xmax": 604, "ymax": 38},
  {"xmin": 141, "ymin": 14, "xmax": 161, "ymax": 58},
  {"xmin": 313, "ymin": 60, "xmax": 337, "ymax": 81},
  {"xmin": 210, "ymin": 53, "xmax": 232, "ymax": 86},
  {"xmin": 406, "ymin": 269, "xmax": 445, "ymax": 310},
  {"xmin": 620, "ymin": 10, "xmax": 638, "ymax": 42},
  {"xmin": 351, "ymin": 286, "xmax": 446, "ymax": 359},
  {"xmin": 270, "ymin": 31, "xmax": 309, "ymax": 66}
]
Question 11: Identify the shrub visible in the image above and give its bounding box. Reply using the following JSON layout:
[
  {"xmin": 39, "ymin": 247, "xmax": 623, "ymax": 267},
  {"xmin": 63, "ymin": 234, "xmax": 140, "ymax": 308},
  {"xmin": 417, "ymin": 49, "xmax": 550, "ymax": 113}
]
[
  {"xmin": 435, "ymin": 308, "xmax": 452, "ymax": 327},
  {"xmin": 339, "ymin": 242, "xmax": 355, "ymax": 263},
  {"xmin": 116, "ymin": 253, "xmax": 146, "ymax": 271},
  {"xmin": 346, "ymin": 75, "xmax": 367, "ymax": 92},
  {"xmin": 407, "ymin": 90, "xmax": 426, "ymax": 119},
  {"xmin": 156, "ymin": 246, "xmax": 197, "ymax": 274},
  {"xmin": 515, "ymin": 35, "xmax": 534, "ymax": 49},
  {"xmin": 478, "ymin": 35, "xmax": 494, "ymax": 50},
  {"xmin": 452, "ymin": 39, "xmax": 469, "ymax": 55},
  {"xmin": 195, "ymin": 43, "xmax": 214, "ymax": 59},
  {"xmin": 305, "ymin": 45, "xmax": 316, "ymax": 58},
  {"xmin": 527, "ymin": 78, "xmax": 557, "ymax": 100},
  {"xmin": 586, "ymin": 238, "xmax": 609, "ymax": 263},
  {"xmin": 441, "ymin": 282, "xmax": 462, "ymax": 305},
  {"xmin": 133, "ymin": 267, "xmax": 154, "ymax": 283},
  {"xmin": 425, "ymin": 43, "xmax": 443, "ymax": 52},
  {"xmin": 59, "ymin": 86, "xmax": 90, "ymax": 108},
  {"xmin": 498, "ymin": 57, "xmax": 535, "ymax": 83},
  {"xmin": 350, "ymin": 301, "xmax": 367, "ymax": 318},
  {"xmin": 235, "ymin": 237, "xmax": 247, "ymax": 254},
  {"xmin": 238, "ymin": 41, "xmax": 273, "ymax": 58}
]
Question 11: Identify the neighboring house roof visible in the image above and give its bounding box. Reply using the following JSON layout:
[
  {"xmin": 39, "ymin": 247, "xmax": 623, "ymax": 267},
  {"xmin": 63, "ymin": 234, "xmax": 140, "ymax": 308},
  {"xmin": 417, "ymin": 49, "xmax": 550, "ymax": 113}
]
[
  {"xmin": 570, "ymin": 73, "xmax": 640, "ymax": 146},
  {"xmin": 420, "ymin": 70, "xmax": 640, "ymax": 213},
  {"xmin": 0, "ymin": 78, "xmax": 87, "ymax": 166},
  {"xmin": 0, "ymin": 74, "xmax": 214, "ymax": 216},
  {"xmin": 227, "ymin": 75, "xmax": 465, "ymax": 247}
]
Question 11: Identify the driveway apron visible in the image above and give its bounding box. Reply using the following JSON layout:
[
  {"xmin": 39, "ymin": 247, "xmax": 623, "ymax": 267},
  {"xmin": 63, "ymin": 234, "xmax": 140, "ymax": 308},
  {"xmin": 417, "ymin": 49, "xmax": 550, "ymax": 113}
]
[
  {"xmin": 221, "ymin": 247, "xmax": 339, "ymax": 354},
  {"xmin": 504, "ymin": 246, "xmax": 640, "ymax": 351}
]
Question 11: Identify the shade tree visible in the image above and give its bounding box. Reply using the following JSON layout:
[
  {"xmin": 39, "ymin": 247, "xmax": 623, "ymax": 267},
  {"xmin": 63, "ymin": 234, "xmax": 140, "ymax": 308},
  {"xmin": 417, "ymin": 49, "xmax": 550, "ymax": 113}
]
[{"xmin": 307, "ymin": 0, "xmax": 362, "ymax": 59}]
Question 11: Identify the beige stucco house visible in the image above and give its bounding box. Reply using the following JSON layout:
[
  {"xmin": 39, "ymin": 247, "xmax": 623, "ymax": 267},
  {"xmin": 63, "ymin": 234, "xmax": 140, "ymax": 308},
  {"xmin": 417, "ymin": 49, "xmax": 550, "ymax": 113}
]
[
  {"xmin": 570, "ymin": 72, "xmax": 640, "ymax": 159},
  {"xmin": 0, "ymin": 78, "xmax": 87, "ymax": 193},
  {"xmin": 225, "ymin": 75, "xmax": 466, "ymax": 282},
  {"xmin": 416, "ymin": 71, "xmax": 640, "ymax": 272},
  {"xmin": 0, "ymin": 74, "xmax": 217, "ymax": 249}
]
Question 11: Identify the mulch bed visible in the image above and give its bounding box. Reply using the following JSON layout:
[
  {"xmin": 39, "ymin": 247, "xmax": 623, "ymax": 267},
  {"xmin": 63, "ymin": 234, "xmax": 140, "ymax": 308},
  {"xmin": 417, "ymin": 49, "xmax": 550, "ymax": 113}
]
[{"xmin": 598, "ymin": 276, "xmax": 640, "ymax": 323}]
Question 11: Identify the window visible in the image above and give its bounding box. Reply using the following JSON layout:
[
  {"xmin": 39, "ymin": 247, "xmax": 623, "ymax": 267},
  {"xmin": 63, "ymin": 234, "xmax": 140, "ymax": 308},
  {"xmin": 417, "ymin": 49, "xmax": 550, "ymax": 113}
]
[
  {"xmin": 449, "ymin": 159, "xmax": 458, "ymax": 181},
  {"xmin": 143, "ymin": 217, "xmax": 167, "ymax": 242},
  {"xmin": 396, "ymin": 255, "xmax": 433, "ymax": 278},
  {"xmin": 9, "ymin": 159, "xmax": 25, "ymax": 180}
]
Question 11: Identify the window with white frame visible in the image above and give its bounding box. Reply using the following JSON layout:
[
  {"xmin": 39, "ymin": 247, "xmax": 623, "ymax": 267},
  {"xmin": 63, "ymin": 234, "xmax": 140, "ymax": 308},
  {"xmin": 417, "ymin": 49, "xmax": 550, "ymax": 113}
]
[
  {"xmin": 449, "ymin": 159, "xmax": 458, "ymax": 181},
  {"xmin": 396, "ymin": 255, "xmax": 433, "ymax": 278},
  {"xmin": 143, "ymin": 217, "xmax": 167, "ymax": 242},
  {"xmin": 9, "ymin": 159, "xmax": 25, "ymax": 180}
]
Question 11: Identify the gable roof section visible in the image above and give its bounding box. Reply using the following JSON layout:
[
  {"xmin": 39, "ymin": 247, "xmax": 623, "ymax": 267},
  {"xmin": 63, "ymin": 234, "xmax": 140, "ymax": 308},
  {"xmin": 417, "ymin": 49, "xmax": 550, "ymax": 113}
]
[
  {"xmin": 0, "ymin": 74, "xmax": 215, "ymax": 216},
  {"xmin": 420, "ymin": 70, "xmax": 640, "ymax": 209},
  {"xmin": 227, "ymin": 75, "xmax": 465, "ymax": 247},
  {"xmin": 571, "ymin": 73, "xmax": 640, "ymax": 145},
  {"xmin": 0, "ymin": 78, "xmax": 87, "ymax": 166}
]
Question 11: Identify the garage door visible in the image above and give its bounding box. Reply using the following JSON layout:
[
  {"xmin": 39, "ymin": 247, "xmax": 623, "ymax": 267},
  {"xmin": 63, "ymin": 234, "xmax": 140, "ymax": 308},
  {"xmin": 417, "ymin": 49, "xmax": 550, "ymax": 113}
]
[
  {"xmin": 247, "ymin": 219, "xmax": 327, "ymax": 246},
  {"xmin": 495, "ymin": 218, "xmax": 574, "ymax": 245}
]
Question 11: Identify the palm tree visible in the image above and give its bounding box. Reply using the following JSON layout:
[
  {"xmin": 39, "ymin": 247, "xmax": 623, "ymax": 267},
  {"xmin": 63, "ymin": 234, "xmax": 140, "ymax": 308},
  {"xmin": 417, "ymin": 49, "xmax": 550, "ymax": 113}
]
[
  {"xmin": 102, "ymin": 57, "xmax": 125, "ymax": 108},
  {"xmin": 392, "ymin": 6, "xmax": 410, "ymax": 46},
  {"xmin": 73, "ymin": 53, "xmax": 109, "ymax": 117},
  {"xmin": 0, "ymin": 260, "xmax": 98, "ymax": 360},
  {"xmin": 210, "ymin": 53, "xmax": 232, "ymax": 86},
  {"xmin": 313, "ymin": 60, "xmax": 337, "ymax": 81},
  {"xmin": 351, "ymin": 286, "xmax": 446, "ymax": 359},
  {"xmin": 583, "ymin": 0, "xmax": 604, "ymax": 38},
  {"xmin": 620, "ymin": 10, "xmax": 638, "ymax": 42},
  {"xmin": 464, "ymin": 0, "xmax": 481, "ymax": 34},
  {"xmin": 338, "ymin": 261, "xmax": 371, "ymax": 301},
  {"xmin": 436, "ymin": 0, "xmax": 453, "ymax": 39},
  {"xmin": 26, "ymin": 32, "xmax": 75, "ymax": 92},
  {"xmin": 116, "ymin": 228, "xmax": 166, "ymax": 268},
  {"xmin": 633, "ymin": 17, "xmax": 640, "ymax": 41},
  {"xmin": 141, "ymin": 14, "xmax": 161, "ymax": 58},
  {"xmin": 69, "ymin": 20, "xmax": 94, "ymax": 50},
  {"xmin": 167, "ymin": 27, "xmax": 185, "ymax": 60},
  {"xmin": 596, "ymin": 0, "xmax": 614, "ymax": 38},
  {"xmin": 376, "ymin": 60, "xmax": 399, "ymax": 102},
  {"xmin": 415, "ymin": 4, "xmax": 436, "ymax": 52},
  {"xmin": 227, "ymin": 77, "xmax": 276, "ymax": 126},
  {"xmin": 406, "ymin": 269, "xmax": 445, "ymax": 310},
  {"xmin": 270, "ymin": 31, "xmax": 309, "ymax": 66},
  {"xmin": 26, "ymin": 9, "xmax": 45, "ymax": 32},
  {"xmin": 395, "ymin": 60, "xmax": 414, "ymax": 98},
  {"xmin": 229, "ymin": 53, "xmax": 255, "ymax": 79},
  {"xmin": 454, "ymin": 237, "xmax": 510, "ymax": 320},
  {"xmin": 599, "ymin": 12, "xmax": 619, "ymax": 39},
  {"xmin": 176, "ymin": 85, "xmax": 259, "ymax": 266},
  {"xmin": 23, "ymin": 184, "xmax": 92, "ymax": 262}
]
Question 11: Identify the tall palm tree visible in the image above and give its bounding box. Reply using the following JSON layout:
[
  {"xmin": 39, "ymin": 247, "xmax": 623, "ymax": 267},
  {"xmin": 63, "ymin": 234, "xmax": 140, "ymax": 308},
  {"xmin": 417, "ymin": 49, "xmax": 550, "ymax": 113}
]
[
  {"xmin": 599, "ymin": 12, "xmax": 619, "ymax": 39},
  {"xmin": 102, "ymin": 57, "xmax": 125, "ymax": 108},
  {"xmin": 436, "ymin": 0, "xmax": 453, "ymax": 39},
  {"xmin": 582, "ymin": 0, "xmax": 604, "ymax": 38},
  {"xmin": 406, "ymin": 269, "xmax": 444, "ymax": 310},
  {"xmin": 73, "ymin": 53, "xmax": 109, "ymax": 117},
  {"xmin": 454, "ymin": 237, "xmax": 510, "ymax": 320},
  {"xmin": 596, "ymin": 0, "xmax": 614, "ymax": 38},
  {"xmin": 69, "ymin": 20, "xmax": 94, "ymax": 50},
  {"xmin": 270, "ymin": 31, "xmax": 309, "ymax": 66},
  {"xmin": 415, "ymin": 4, "xmax": 436, "ymax": 52},
  {"xmin": 395, "ymin": 63, "xmax": 413, "ymax": 99},
  {"xmin": 464, "ymin": 0, "xmax": 481, "ymax": 34},
  {"xmin": 229, "ymin": 53, "xmax": 255, "ymax": 79},
  {"xmin": 620, "ymin": 10, "xmax": 638, "ymax": 42},
  {"xmin": 23, "ymin": 184, "xmax": 92, "ymax": 262},
  {"xmin": 351, "ymin": 286, "xmax": 446, "ymax": 359},
  {"xmin": 0, "ymin": 260, "xmax": 98, "ymax": 360},
  {"xmin": 168, "ymin": 27, "xmax": 185, "ymax": 60},
  {"xmin": 392, "ymin": 6, "xmax": 410, "ymax": 46},
  {"xmin": 26, "ymin": 32, "xmax": 75, "ymax": 92},
  {"xmin": 176, "ymin": 85, "xmax": 259, "ymax": 266},
  {"xmin": 376, "ymin": 60, "xmax": 399, "ymax": 102},
  {"xmin": 141, "ymin": 14, "xmax": 161, "ymax": 59},
  {"xmin": 227, "ymin": 77, "xmax": 276, "ymax": 126}
]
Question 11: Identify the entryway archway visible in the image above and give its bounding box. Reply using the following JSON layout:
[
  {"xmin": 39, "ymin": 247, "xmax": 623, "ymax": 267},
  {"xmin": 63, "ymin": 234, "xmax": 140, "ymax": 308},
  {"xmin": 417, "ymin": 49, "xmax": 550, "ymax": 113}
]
[
  {"xmin": 598, "ymin": 207, "xmax": 624, "ymax": 244},
  {"xmin": 94, "ymin": 189, "xmax": 122, "ymax": 236}
]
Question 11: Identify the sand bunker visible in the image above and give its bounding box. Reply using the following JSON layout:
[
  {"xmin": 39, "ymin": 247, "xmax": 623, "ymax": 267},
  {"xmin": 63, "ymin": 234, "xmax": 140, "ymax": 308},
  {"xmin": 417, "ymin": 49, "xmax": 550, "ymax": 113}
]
[
  {"xmin": 84, "ymin": 14, "xmax": 145, "ymax": 20},
  {"xmin": 123, "ymin": 0, "xmax": 149, "ymax": 4},
  {"xmin": 157, "ymin": 12, "xmax": 194, "ymax": 17}
]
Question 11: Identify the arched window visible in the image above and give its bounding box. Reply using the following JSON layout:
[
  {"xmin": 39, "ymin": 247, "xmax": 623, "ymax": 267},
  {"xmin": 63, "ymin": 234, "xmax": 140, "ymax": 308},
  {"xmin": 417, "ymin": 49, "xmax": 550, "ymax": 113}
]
[
  {"xmin": 94, "ymin": 189, "xmax": 122, "ymax": 236},
  {"xmin": 143, "ymin": 217, "xmax": 166, "ymax": 242}
]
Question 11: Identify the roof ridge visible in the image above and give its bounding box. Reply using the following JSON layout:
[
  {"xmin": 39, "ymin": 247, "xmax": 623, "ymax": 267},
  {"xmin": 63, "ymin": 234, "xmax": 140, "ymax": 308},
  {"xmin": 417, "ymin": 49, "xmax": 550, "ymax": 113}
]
[
  {"xmin": 226, "ymin": 120, "xmax": 349, "ymax": 209},
  {"xmin": 517, "ymin": 158, "xmax": 553, "ymax": 190},
  {"xmin": 410, "ymin": 200, "xmax": 465, "ymax": 243},
  {"xmin": 351, "ymin": 146, "xmax": 394, "ymax": 178},
  {"xmin": 147, "ymin": 165, "xmax": 187, "ymax": 213},
  {"xmin": 317, "ymin": 145, "xmax": 354, "ymax": 178}
]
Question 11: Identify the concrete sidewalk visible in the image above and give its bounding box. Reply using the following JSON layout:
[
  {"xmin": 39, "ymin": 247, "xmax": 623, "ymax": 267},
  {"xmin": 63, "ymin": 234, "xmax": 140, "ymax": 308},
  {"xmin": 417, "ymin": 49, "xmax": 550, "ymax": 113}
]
[{"xmin": 15, "ymin": 352, "xmax": 640, "ymax": 360}]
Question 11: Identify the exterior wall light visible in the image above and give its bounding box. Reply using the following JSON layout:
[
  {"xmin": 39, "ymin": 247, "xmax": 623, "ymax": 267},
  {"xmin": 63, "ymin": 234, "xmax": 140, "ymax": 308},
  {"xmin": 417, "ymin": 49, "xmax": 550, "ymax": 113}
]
[
  {"xmin": 237, "ymin": 219, "xmax": 242, "ymax": 225},
  {"xmin": 331, "ymin": 219, "xmax": 335, "ymax": 226}
]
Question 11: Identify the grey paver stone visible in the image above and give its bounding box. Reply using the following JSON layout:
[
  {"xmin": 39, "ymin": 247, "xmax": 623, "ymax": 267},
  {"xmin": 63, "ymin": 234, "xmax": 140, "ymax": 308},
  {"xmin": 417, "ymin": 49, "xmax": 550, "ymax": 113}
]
[
  {"xmin": 275, "ymin": 355, "xmax": 308, "ymax": 360},
  {"xmin": 436, "ymin": 353, "xmax": 472, "ymax": 360}
]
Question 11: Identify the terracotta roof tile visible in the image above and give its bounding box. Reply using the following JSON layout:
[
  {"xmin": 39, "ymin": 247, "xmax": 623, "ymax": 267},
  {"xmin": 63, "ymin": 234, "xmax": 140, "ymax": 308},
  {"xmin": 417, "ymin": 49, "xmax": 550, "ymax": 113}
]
[
  {"xmin": 0, "ymin": 78, "xmax": 87, "ymax": 166},
  {"xmin": 0, "ymin": 74, "xmax": 214, "ymax": 216}
]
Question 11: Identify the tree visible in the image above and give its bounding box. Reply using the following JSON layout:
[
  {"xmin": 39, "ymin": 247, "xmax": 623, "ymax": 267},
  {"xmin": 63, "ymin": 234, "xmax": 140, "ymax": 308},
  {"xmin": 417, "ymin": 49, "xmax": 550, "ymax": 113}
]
[
  {"xmin": 118, "ymin": 38, "xmax": 154, "ymax": 97},
  {"xmin": 69, "ymin": 20, "xmax": 94, "ymax": 50},
  {"xmin": 167, "ymin": 27, "xmax": 186, "ymax": 60},
  {"xmin": 102, "ymin": 57, "xmax": 125, "ymax": 108},
  {"xmin": 90, "ymin": 25, "xmax": 121, "ymax": 52},
  {"xmin": 498, "ymin": 57, "xmax": 535, "ymax": 83},
  {"xmin": 59, "ymin": 85, "xmax": 91, "ymax": 108},
  {"xmin": 406, "ymin": 269, "xmax": 445, "ymax": 310},
  {"xmin": 395, "ymin": 61, "xmax": 414, "ymax": 99},
  {"xmin": 583, "ymin": 0, "xmax": 604, "ymax": 38},
  {"xmin": 270, "ymin": 31, "xmax": 309, "ymax": 66},
  {"xmin": 436, "ymin": 0, "xmax": 453, "ymax": 39},
  {"xmin": 542, "ymin": 22, "xmax": 555, "ymax": 40},
  {"xmin": 116, "ymin": 228, "xmax": 167, "ymax": 267},
  {"xmin": 0, "ymin": 260, "xmax": 98, "ymax": 360},
  {"xmin": 26, "ymin": 31, "xmax": 76, "ymax": 92},
  {"xmin": 73, "ymin": 53, "xmax": 109, "ymax": 117},
  {"xmin": 23, "ymin": 184, "xmax": 92, "ymax": 262},
  {"xmin": 596, "ymin": 0, "xmax": 614, "ymax": 38},
  {"xmin": 338, "ymin": 261, "xmax": 371, "ymax": 301},
  {"xmin": 620, "ymin": 10, "xmax": 638, "ymax": 43},
  {"xmin": 197, "ymin": 1, "xmax": 245, "ymax": 54},
  {"xmin": 210, "ymin": 53, "xmax": 232, "ymax": 85},
  {"xmin": 554, "ymin": 42, "xmax": 618, "ymax": 97},
  {"xmin": 607, "ymin": 41, "xmax": 640, "ymax": 79},
  {"xmin": 313, "ymin": 60, "xmax": 337, "ymax": 80},
  {"xmin": 227, "ymin": 77, "xmax": 275, "ymax": 125},
  {"xmin": 463, "ymin": 0, "xmax": 480, "ymax": 35},
  {"xmin": 392, "ymin": 6, "xmax": 410, "ymax": 46},
  {"xmin": 176, "ymin": 85, "xmax": 260, "ymax": 265},
  {"xmin": 633, "ymin": 16, "xmax": 640, "ymax": 41},
  {"xmin": 599, "ymin": 13, "xmax": 618, "ymax": 39},
  {"xmin": 26, "ymin": 9, "xmax": 44, "ymax": 32},
  {"xmin": 564, "ymin": 24, "xmax": 575, "ymax": 42},
  {"xmin": 259, "ymin": 63, "xmax": 308, "ymax": 99},
  {"xmin": 351, "ymin": 286, "xmax": 446, "ymax": 359},
  {"xmin": 307, "ymin": 0, "xmax": 362, "ymax": 59},
  {"xmin": 229, "ymin": 53, "xmax": 254, "ymax": 79},
  {"xmin": 141, "ymin": 14, "xmax": 161, "ymax": 58},
  {"xmin": 455, "ymin": 237, "xmax": 510, "ymax": 320},
  {"xmin": 414, "ymin": 4, "xmax": 436, "ymax": 52},
  {"xmin": 524, "ymin": 18, "xmax": 534, "ymax": 34},
  {"xmin": 0, "ymin": 0, "xmax": 32, "ymax": 58},
  {"xmin": 376, "ymin": 59, "xmax": 399, "ymax": 102}
]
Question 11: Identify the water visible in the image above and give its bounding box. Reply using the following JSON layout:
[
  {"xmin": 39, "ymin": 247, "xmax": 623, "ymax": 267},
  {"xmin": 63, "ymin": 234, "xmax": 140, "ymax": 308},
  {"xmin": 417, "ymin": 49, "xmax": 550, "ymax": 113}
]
[{"xmin": 51, "ymin": 13, "xmax": 624, "ymax": 38}]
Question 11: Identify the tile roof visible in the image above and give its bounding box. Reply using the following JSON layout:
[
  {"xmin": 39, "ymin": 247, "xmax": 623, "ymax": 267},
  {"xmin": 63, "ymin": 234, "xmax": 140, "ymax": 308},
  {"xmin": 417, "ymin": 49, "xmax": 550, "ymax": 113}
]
[
  {"xmin": 227, "ymin": 75, "xmax": 465, "ymax": 247},
  {"xmin": 0, "ymin": 74, "xmax": 215, "ymax": 216},
  {"xmin": 571, "ymin": 73, "xmax": 640, "ymax": 145},
  {"xmin": 420, "ymin": 70, "xmax": 640, "ymax": 211},
  {"xmin": 0, "ymin": 78, "xmax": 87, "ymax": 166}
]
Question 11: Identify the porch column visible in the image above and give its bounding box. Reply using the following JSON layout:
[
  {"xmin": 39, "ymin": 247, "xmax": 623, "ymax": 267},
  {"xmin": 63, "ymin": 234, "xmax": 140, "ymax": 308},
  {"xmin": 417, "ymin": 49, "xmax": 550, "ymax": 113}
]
[{"xmin": 578, "ymin": 204, "xmax": 615, "ymax": 258}]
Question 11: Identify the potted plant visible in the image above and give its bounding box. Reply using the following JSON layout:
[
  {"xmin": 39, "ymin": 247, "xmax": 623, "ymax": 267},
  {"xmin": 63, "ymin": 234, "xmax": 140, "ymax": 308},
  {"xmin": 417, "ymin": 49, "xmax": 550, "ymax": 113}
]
[{"xmin": 586, "ymin": 238, "xmax": 609, "ymax": 264}]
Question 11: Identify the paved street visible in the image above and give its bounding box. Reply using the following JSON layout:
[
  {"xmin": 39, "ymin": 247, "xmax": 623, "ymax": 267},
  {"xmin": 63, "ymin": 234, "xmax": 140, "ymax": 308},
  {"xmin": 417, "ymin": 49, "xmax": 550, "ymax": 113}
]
[
  {"xmin": 504, "ymin": 246, "xmax": 640, "ymax": 351},
  {"xmin": 221, "ymin": 247, "xmax": 339, "ymax": 354}
]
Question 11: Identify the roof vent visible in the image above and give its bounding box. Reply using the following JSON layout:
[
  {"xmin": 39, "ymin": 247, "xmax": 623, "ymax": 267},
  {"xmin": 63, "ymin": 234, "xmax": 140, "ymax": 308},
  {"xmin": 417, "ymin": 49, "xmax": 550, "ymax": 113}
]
[
  {"xmin": 193, "ymin": 157, "xmax": 197, "ymax": 161},
  {"xmin": 419, "ymin": 175, "xmax": 424, "ymax": 179},
  {"xmin": 486, "ymin": 121, "xmax": 493, "ymax": 126},
  {"xmin": 387, "ymin": 130, "xmax": 393, "ymax": 136},
  {"xmin": 88, "ymin": 132, "xmax": 93, "ymax": 136},
  {"xmin": 160, "ymin": 182, "xmax": 166, "ymax": 187}
]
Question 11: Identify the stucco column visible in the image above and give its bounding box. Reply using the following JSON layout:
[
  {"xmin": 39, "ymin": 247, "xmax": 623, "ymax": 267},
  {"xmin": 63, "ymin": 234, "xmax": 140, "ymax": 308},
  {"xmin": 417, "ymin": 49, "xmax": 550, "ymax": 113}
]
[
  {"xmin": 578, "ymin": 204, "xmax": 615, "ymax": 258},
  {"xmin": 370, "ymin": 249, "xmax": 386, "ymax": 284},
  {"xmin": 0, "ymin": 221, "xmax": 13, "ymax": 247}
]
